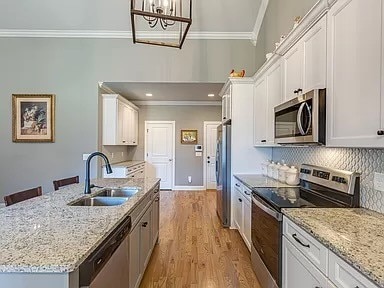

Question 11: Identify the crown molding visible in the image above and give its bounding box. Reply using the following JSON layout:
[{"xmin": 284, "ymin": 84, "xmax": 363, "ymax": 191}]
[
  {"xmin": 132, "ymin": 100, "xmax": 221, "ymax": 106},
  {"xmin": 251, "ymin": 0, "xmax": 269, "ymax": 46},
  {"xmin": 219, "ymin": 77, "xmax": 255, "ymax": 96},
  {"xmin": 0, "ymin": 29, "xmax": 253, "ymax": 40}
]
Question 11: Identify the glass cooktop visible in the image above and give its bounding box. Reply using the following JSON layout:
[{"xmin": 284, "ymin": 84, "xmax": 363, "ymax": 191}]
[{"xmin": 252, "ymin": 186, "xmax": 344, "ymax": 211}]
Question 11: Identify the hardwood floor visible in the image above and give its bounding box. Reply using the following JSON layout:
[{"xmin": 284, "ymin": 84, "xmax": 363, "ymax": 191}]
[{"xmin": 140, "ymin": 190, "xmax": 261, "ymax": 288}]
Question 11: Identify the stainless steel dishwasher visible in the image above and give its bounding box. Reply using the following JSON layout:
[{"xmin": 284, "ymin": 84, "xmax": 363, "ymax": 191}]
[{"xmin": 79, "ymin": 216, "xmax": 131, "ymax": 288}]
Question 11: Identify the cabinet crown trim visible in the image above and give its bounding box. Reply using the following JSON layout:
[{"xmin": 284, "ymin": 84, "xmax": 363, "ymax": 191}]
[
  {"xmin": 219, "ymin": 77, "xmax": 255, "ymax": 96},
  {"xmin": 102, "ymin": 94, "xmax": 139, "ymax": 110}
]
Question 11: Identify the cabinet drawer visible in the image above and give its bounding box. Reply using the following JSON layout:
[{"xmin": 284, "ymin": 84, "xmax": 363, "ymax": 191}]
[
  {"xmin": 234, "ymin": 179, "xmax": 252, "ymax": 201},
  {"xmin": 130, "ymin": 193, "xmax": 151, "ymax": 227},
  {"xmin": 328, "ymin": 251, "xmax": 378, "ymax": 288},
  {"xmin": 283, "ymin": 217, "xmax": 328, "ymax": 275}
]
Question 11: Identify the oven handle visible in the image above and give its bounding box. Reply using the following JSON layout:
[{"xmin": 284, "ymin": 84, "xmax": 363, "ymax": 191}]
[{"xmin": 252, "ymin": 197, "xmax": 282, "ymax": 221}]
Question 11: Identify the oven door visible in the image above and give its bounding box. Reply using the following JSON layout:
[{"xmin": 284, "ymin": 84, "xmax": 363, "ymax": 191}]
[{"xmin": 251, "ymin": 194, "xmax": 282, "ymax": 288}]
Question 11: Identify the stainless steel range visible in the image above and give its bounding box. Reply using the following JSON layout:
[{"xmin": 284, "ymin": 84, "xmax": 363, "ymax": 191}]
[{"xmin": 251, "ymin": 164, "xmax": 360, "ymax": 288}]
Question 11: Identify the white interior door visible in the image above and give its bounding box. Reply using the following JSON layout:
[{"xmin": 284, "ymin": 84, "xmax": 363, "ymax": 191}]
[
  {"xmin": 145, "ymin": 122, "xmax": 175, "ymax": 190},
  {"xmin": 204, "ymin": 121, "xmax": 221, "ymax": 189}
]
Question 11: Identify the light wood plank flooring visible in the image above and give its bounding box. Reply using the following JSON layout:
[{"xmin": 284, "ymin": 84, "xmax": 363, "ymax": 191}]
[{"xmin": 140, "ymin": 190, "xmax": 261, "ymax": 288}]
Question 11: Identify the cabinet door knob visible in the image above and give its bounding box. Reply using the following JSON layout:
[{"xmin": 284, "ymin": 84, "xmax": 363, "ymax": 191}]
[
  {"xmin": 297, "ymin": 88, "xmax": 303, "ymax": 93},
  {"xmin": 223, "ymin": 117, "xmax": 227, "ymax": 120},
  {"xmin": 142, "ymin": 222, "xmax": 148, "ymax": 227},
  {"xmin": 238, "ymin": 198, "xmax": 242, "ymax": 202},
  {"xmin": 294, "ymin": 90, "xmax": 298, "ymax": 94},
  {"xmin": 207, "ymin": 161, "xmax": 210, "ymax": 164},
  {"xmin": 378, "ymin": 130, "xmax": 384, "ymax": 136}
]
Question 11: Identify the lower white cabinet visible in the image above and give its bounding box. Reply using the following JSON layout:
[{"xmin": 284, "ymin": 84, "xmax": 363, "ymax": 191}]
[
  {"xmin": 128, "ymin": 184, "xmax": 160, "ymax": 288},
  {"xmin": 283, "ymin": 217, "xmax": 379, "ymax": 288},
  {"xmin": 233, "ymin": 180, "xmax": 251, "ymax": 251},
  {"xmin": 282, "ymin": 235, "xmax": 328, "ymax": 288}
]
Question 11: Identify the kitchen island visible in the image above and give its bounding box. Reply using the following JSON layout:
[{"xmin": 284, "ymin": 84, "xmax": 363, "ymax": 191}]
[{"xmin": 0, "ymin": 177, "xmax": 160, "ymax": 288}]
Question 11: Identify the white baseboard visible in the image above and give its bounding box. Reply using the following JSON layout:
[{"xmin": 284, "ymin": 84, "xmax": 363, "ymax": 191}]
[{"xmin": 173, "ymin": 186, "xmax": 205, "ymax": 191}]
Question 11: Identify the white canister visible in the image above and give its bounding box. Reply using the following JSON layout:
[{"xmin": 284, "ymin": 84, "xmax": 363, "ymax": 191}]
[
  {"xmin": 286, "ymin": 166, "xmax": 300, "ymax": 185},
  {"xmin": 273, "ymin": 163, "xmax": 281, "ymax": 180},
  {"xmin": 267, "ymin": 161, "xmax": 275, "ymax": 178},
  {"xmin": 261, "ymin": 160, "xmax": 270, "ymax": 176},
  {"xmin": 278, "ymin": 164, "xmax": 290, "ymax": 183}
]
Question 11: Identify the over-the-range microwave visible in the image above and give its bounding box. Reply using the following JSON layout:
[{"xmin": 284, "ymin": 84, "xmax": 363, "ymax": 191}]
[{"xmin": 274, "ymin": 89, "xmax": 326, "ymax": 145}]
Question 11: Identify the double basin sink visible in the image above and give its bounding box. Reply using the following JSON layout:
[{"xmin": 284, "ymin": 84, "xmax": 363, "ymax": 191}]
[{"xmin": 69, "ymin": 187, "xmax": 140, "ymax": 207}]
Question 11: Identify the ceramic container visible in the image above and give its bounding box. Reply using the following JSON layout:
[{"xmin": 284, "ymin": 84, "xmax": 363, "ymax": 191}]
[
  {"xmin": 278, "ymin": 164, "xmax": 290, "ymax": 183},
  {"xmin": 286, "ymin": 166, "xmax": 300, "ymax": 185},
  {"xmin": 267, "ymin": 161, "xmax": 275, "ymax": 178},
  {"xmin": 273, "ymin": 163, "xmax": 281, "ymax": 180},
  {"xmin": 261, "ymin": 161, "xmax": 270, "ymax": 176}
]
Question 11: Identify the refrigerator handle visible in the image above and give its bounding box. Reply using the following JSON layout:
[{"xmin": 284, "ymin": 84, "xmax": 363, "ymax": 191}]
[{"xmin": 215, "ymin": 140, "xmax": 219, "ymax": 183}]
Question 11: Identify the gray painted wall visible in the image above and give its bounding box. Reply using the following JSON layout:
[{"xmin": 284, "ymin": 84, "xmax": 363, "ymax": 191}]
[
  {"xmin": 255, "ymin": 0, "xmax": 318, "ymax": 70},
  {"xmin": 129, "ymin": 105, "xmax": 221, "ymax": 186},
  {"xmin": 0, "ymin": 37, "xmax": 256, "ymax": 198}
]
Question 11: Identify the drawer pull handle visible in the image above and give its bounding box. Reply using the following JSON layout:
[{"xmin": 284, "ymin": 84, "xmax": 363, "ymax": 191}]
[
  {"xmin": 244, "ymin": 191, "xmax": 250, "ymax": 196},
  {"xmin": 235, "ymin": 183, "xmax": 240, "ymax": 187},
  {"xmin": 292, "ymin": 233, "xmax": 310, "ymax": 248}
]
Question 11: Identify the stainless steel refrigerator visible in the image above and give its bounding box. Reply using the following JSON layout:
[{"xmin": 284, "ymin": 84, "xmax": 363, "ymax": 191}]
[{"xmin": 216, "ymin": 122, "xmax": 231, "ymax": 227}]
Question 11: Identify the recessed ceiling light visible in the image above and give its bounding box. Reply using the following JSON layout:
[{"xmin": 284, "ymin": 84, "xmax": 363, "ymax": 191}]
[
  {"xmin": 208, "ymin": 94, "xmax": 215, "ymax": 97},
  {"xmin": 145, "ymin": 93, "xmax": 153, "ymax": 97}
]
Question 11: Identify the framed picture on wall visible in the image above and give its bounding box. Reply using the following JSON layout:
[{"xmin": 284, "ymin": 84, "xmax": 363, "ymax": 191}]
[
  {"xmin": 181, "ymin": 129, "xmax": 198, "ymax": 144},
  {"xmin": 12, "ymin": 94, "xmax": 55, "ymax": 143}
]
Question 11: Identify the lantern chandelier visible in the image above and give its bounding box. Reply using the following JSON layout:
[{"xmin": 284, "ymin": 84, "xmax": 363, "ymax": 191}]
[{"xmin": 130, "ymin": 0, "xmax": 192, "ymax": 49}]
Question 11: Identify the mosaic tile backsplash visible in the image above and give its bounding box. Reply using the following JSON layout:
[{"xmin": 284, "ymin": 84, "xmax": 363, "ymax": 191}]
[{"xmin": 272, "ymin": 147, "xmax": 384, "ymax": 213}]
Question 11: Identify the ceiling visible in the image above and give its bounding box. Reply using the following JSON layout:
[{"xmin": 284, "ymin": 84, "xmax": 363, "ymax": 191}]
[
  {"xmin": 0, "ymin": 0, "xmax": 262, "ymax": 34},
  {"xmin": 103, "ymin": 82, "xmax": 224, "ymax": 102}
]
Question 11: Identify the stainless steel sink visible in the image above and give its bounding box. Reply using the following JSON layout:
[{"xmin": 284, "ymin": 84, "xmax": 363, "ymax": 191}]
[
  {"xmin": 69, "ymin": 197, "xmax": 128, "ymax": 206},
  {"xmin": 94, "ymin": 187, "xmax": 141, "ymax": 198}
]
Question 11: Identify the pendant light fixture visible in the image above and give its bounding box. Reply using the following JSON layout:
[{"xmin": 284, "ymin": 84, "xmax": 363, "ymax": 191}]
[{"xmin": 130, "ymin": 0, "xmax": 192, "ymax": 49}]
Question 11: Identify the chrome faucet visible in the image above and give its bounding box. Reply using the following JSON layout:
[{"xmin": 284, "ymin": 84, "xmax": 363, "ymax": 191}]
[{"xmin": 85, "ymin": 152, "xmax": 112, "ymax": 194}]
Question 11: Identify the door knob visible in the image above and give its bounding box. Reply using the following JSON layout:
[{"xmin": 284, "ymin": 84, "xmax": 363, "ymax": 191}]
[{"xmin": 169, "ymin": 159, "xmax": 173, "ymax": 162}]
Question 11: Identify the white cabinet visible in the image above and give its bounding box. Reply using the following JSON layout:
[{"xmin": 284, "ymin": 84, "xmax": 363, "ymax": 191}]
[
  {"xmin": 328, "ymin": 251, "xmax": 378, "ymax": 288},
  {"xmin": 128, "ymin": 184, "xmax": 160, "ymax": 288},
  {"xmin": 283, "ymin": 42, "xmax": 303, "ymax": 101},
  {"xmin": 221, "ymin": 86, "xmax": 232, "ymax": 123},
  {"xmin": 282, "ymin": 236, "xmax": 328, "ymax": 288},
  {"xmin": 283, "ymin": 15, "xmax": 326, "ymax": 101},
  {"xmin": 283, "ymin": 217, "xmax": 379, "ymax": 288},
  {"xmin": 303, "ymin": 15, "xmax": 327, "ymax": 93},
  {"xmin": 233, "ymin": 180, "xmax": 252, "ymax": 251},
  {"xmin": 253, "ymin": 60, "xmax": 282, "ymax": 146},
  {"xmin": 326, "ymin": 0, "xmax": 384, "ymax": 147},
  {"xmin": 103, "ymin": 162, "xmax": 145, "ymax": 178},
  {"xmin": 253, "ymin": 78, "xmax": 267, "ymax": 145},
  {"xmin": 102, "ymin": 94, "xmax": 139, "ymax": 146},
  {"xmin": 233, "ymin": 187, "xmax": 242, "ymax": 231}
]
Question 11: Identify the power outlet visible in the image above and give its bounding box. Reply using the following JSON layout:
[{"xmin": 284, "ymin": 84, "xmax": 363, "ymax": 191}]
[
  {"xmin": 111, "ymin": 153, "xmax": 114, "ymax": 159},
  {"xmin": 374, "ymin": 172, "xmax": 384, "ymax": 192},
  {"xmin": 188, "ymin": 176, "xmax": 192, "ymax": 183},
  {"xmin": 121, "ymin": 152, "xmax": 124, "ymax": 157}
]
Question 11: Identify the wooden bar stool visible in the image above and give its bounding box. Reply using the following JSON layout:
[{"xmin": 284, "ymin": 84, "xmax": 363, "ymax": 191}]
[
  {"xmin": 53, "ymin": 176, "xmax": 79, "ymax": 191},
  {"xmin": 4, "ymin": 186, "xmax": 43, "ymax": 207}
]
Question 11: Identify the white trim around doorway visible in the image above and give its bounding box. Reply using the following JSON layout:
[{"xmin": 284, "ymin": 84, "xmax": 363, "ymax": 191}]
[
  {"xmin": 144, "ymin": 121, "xmax": 176, "ymax": 190},
  {"xmin": 203, "ymin": 121, "xmax": 222, "ymax": 190}
]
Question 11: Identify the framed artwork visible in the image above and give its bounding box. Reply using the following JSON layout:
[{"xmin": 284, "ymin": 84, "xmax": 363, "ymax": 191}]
[
  {"xmin": 12, "ymin": 94, "xmax": 55, "ymax": 143},
  {"xmin": 181, "ymin": 129, "xmax": 197, "ymax": 144}
]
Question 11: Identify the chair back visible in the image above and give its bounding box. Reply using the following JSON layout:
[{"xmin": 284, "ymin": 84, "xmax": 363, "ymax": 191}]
[
  {"xmin": 53, "ymin": 176, "xmax": 79, "ymax": 191},
  {"xmin": 4, "ymin": 186, "xmax": 43, "ymax": 207}
]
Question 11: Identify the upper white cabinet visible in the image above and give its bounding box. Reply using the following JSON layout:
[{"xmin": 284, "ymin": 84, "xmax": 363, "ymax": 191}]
[
  {"xmin": 221, "ymin": 85, "xmax": 232, "ymax": 123},
  {"xmin": 102, "ymin": 94, "xmax": 139, "ymax": 146},
  {"xmin": 254, "ymin": 60, "xmax": 283, "ymax": 146},
  {"xmin": 283, "ymin": 15, "xmax": 327, "ymax": 101},
  {"xmin": 326, "ymin": 0, "xmax": 384, "ymax": 147},
  {"xmin": 283, "ymin": 42, "xmax": 303, "ymax": 101}
]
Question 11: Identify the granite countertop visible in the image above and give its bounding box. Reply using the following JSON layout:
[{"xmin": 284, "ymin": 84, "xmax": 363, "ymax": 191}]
[
  {"xmin": 0, "ymin": 177, "xmax": 160, "ymax": 273},
  {"xmin": 234, "ymin": 174, "xmax": 297, "ymax": 189},
  {"xmin": 283, "ymin": 208, "xmax": 384, "ymax": 287},
  {"xmin": 109, "ymin": 160, "xmax": 145, "ymax": 168}
]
